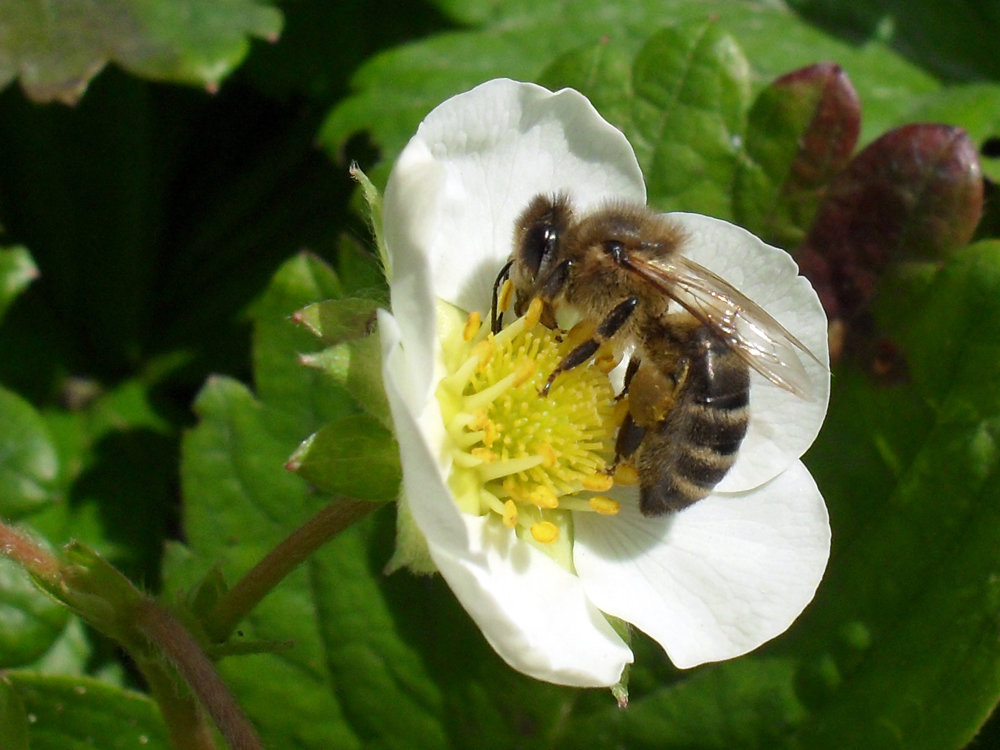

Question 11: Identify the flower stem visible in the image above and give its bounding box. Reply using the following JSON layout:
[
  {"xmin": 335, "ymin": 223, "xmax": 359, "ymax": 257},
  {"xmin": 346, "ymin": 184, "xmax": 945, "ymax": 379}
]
[
  {"xmin": 0, "ymin": 521, "xmax": 60, "ymax": 583},
  {"xmin": 134, "ymin": 600, "xmax": 262, "ymax": 750},
  {"xmin": 204, "ymin": 498, "xmax": 377, "ymax": 642}
]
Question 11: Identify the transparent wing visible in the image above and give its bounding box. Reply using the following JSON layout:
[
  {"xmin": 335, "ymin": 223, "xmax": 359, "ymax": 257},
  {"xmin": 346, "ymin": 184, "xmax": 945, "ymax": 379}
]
[{"xmin": 625, "ymin": 252, "xmax": 823, "ymax": 399}]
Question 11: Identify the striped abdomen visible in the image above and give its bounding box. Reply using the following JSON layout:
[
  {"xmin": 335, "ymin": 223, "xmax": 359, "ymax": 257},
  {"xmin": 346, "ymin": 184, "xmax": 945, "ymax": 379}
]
[{"xmin": 638, "ymin": 327, "xmax": 751, "ymax": 515}]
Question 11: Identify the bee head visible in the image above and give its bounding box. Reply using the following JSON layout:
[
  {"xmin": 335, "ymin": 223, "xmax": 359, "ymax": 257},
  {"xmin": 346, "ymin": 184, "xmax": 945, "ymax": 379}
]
[{"xmin": 510, "ymin": 193, "xmax": 574, "ymax": 316}]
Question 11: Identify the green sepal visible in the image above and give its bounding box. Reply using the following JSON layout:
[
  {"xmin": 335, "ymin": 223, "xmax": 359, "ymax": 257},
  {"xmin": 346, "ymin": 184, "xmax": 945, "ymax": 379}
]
[
  {"xmin": 350, "ymin": 164, "xmax": 390, "ymax": 280},
  {"xmin": 300, "ymin": 333, "xmax": 390, "ymax": 430},
  {"xmin": 293, "ymin": 297, "xmax": 380, "ymax": 346},
  {"xmin": 384, "ymin": 495, "xmax": 437, "ymax": 576},
  {"xmin": 37, "ymin": 542, "xmax": 147, "ymax": 653},
  {"xmin": 606, "ymin": 615, "xmax": 633, "ymax": 707},
  {"xmin": 287, "ymin": 413, "xmax": 400, "ymax": 501}
]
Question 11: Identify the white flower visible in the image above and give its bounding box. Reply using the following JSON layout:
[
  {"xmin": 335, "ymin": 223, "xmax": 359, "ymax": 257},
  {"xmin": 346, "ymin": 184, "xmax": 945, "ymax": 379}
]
[{"xmin": 377, "ymin": 79, "xmax": 831, "ymax": 687}]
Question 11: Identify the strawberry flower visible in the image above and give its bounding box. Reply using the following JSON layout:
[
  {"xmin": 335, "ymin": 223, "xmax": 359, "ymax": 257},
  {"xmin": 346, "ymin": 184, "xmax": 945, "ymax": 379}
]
[{"xmin": 377, "ymin": 79, "xmax": 830, "ymax": 687}]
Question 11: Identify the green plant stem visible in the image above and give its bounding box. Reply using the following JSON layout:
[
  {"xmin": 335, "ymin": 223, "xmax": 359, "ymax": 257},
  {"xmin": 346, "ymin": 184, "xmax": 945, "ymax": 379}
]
[
  {"xmin": 140, "ymin": 662, "xmax": 218, "ymax": 750},
  {"xmin": 0, "ymin": 521, "xmax": 60, "ymax": 583},
  {"xmin": 204, "ymin": 498, "xmax": 377, "ymax": 642},
  {"xmin": 135, "ymin": 599, "xmax": 263, "ymax": 750}
]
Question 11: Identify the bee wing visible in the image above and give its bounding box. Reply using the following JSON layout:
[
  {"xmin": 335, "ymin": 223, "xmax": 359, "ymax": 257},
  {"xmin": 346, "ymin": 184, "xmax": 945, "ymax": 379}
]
[{"xmin": 625, "ymin": 252, "xmax": 822, "ymax": 399}]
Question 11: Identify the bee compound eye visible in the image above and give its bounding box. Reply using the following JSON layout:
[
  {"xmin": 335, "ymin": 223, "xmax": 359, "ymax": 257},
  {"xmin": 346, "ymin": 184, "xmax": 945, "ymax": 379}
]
[{"xmin": 519, "ymin": 223, "xmax": 559, "ymax": 277}]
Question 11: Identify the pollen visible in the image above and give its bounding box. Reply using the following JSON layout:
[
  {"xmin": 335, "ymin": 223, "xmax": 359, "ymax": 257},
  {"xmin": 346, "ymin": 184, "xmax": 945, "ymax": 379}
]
[{"xmin": 437, "ymin": 301, "xmax": 623, "ymax": 564}]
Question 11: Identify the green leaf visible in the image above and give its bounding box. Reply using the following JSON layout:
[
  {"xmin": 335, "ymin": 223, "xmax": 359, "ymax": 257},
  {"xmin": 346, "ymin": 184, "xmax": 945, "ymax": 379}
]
[
  {"xmin": 0, "ymin": 246, "xmax": 37, "ymax": 322},
  {"xmin": 536, "ymin": 41, "xmax": 636, "ymax": 141},
  {"xmin": 6, "ymin": 672, "xmax": 168, "ymax": 749},
  {"xmin": 173, "ymin": 374, "xmax": 362, "ymax": 747},
  {"xmin": 556, "ymin": 657, "xmax": 805, "ymax": 749},
  {"xmin": 321, "ymin": 1, "xmax": 938, "ymax": 186},
  {"xmin": 0, "ymin": 387, "xmax": 57, "ymax": 519},
  {"xmin": 0, "ymin": 0, "xmax": 283, "ymax": 104},
  {"xmin": 787, "ymin": 0, "xmax": 1000, "ymax": 81},
  {"xmin": 630, "ymin": 21, "xmax": 750, "ymax": 216},
  {"xmin": 288, "ymin": 414, "xmax": 400, "ymax": 501},
  {"xmin": 250, "ymin": 252, "xmax": 357, "ymax": 431},
  {"xmin": 787, "ymin": 242, "xmax": 1000, "ymax": 748},
  {"xmin": 0, "ymin": 674, "xmax": 30, "ymax": 750}
]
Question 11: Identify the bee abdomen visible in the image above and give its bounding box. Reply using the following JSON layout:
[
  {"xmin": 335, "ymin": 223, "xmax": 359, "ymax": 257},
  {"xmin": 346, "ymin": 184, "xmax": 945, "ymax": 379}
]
[{"xmin": 638, "ymin": 333, "xmax": 750, "ymax": 515}]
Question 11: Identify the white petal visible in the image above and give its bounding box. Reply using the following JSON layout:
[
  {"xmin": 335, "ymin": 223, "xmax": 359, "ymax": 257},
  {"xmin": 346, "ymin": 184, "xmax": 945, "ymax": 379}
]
[
  {"xmin": 381, "ymin": 147, "xmax": 442, "ymax": 407},
  {"xmin": 430, "ymin": 513, "xmax": 633, "ymax": 687},
  {"xmin": 666, "ymin": 213, "xmax": 830, "ymax": 490},
  {"xmin": 383, "ymin": 78, "xmax": 645, "ymax": 319},
  {"xmin": 573, "ymin": 461, "xmax": 830, "ymax": 669},
  {"xmin": 378, "ymin": 310, "xmax": 469, "ymax": 557},
  {"xmin": 381, "ymin": 310, "xmax": 632, "ymax": 686}
]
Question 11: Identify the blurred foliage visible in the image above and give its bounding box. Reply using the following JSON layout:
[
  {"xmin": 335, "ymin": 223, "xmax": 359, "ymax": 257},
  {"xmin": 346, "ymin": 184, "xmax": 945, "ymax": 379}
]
[{"xmin": 0, "ymin": 0, "xmax": 999, "ymax": 747}]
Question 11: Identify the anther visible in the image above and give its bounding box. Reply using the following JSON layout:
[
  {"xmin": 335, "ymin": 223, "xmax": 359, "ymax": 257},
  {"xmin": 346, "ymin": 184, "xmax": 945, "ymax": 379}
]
[
  {"xmin": 588, "ymin": 496, "xmax": 620, "ymax": 515},
  {"xmin": 502, "ymin": 499, "xmax": 518, "ymax": 528},
  {"xmin": 470, "ymin": 447, "xmax": 496, "ymax": 464},
  {"xmin": 582, "ymin": 473, "xmax": 614, "ymax": 492},
  {"xmin": 524, "ymin": 297, "xmax": 544, "ymax": 330},
  {"xmin": 531, "ymin": 521, "xmax": 560, "ymax": 544},
  {"xmin": 528, "ymin": 485, "xmax": 559, "ymax": 509},
  {"xmin": 512, "ymin": 359, "xmax": 536, "ymax": 387},
  {"xmin": 537, "ymin": 442, "xmax": 558, "ymax": 468},
  {"xmin": 498, "ymin": 279, "xmax": 514, "ymax": 314},
  {"xmin": 472, "ymin": 338, "xmax": 494, "ymax": 371},
  {"xmin": 463, "ymin": 311, "xmax": 482, "ymax": 341}
]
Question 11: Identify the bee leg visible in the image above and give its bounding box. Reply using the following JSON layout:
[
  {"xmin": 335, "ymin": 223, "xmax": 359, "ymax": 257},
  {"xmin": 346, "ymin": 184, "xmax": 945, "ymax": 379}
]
[
  {"xmin": 540, "ymin": 296, "xmax": 639, "ymax": 395},
  {"xmin": 616, "ymin": 357, "xmax": 641, "ymax": 401},
  {"xmin": 612, "ymin": 413, "xmax": 645, "ymax": 463}
]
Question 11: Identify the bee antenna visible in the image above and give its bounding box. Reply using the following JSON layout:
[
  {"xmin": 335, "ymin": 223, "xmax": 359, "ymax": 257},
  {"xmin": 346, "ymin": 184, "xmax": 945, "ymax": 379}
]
[{"xmin": 491, "ymin": 259, "xmax": 514, "ymax": 333}]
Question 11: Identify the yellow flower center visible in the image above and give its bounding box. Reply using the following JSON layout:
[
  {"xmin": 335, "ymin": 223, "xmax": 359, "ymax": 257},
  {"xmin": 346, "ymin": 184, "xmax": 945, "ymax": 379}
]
[{"xmin": 435, "ymin": 294, "xmax": 623, "ymax": 567}]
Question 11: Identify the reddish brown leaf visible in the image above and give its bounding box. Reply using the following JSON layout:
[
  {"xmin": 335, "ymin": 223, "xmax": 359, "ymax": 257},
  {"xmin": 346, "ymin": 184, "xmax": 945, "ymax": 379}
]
[
  {"xmin": 798, "ymin": 124, "xmax": 983, "ymax": 322},
  {"xmin": 735, "ymin": 62, "xmax": 860, "ymax": 245}
]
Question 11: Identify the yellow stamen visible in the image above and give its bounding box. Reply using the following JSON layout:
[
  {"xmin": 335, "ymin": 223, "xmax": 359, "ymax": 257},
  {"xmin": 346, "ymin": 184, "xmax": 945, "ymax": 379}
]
[
  {"xmin": 502, "ymin": 499, "xmax": 518, "ymax": 528},
  {"xmin": 524, "ymin": 297, "xmax": 543, "ymax": 330},
  {"xmin": 537, "ymin": 442, "xmax": 558, "ymax": 469},
  {"xmin": 582, "ymin": 473, "xmax": 614, "ymax": 492},
  {"xmin": 482, "ymin": 419, "xmax": 498, "ymax": 447},
  {"xmin": 473, "ymin": 338, "xmax": 494, "ymax": 372},
  {"xmin": 589, "ymin": 495, "xmax": 620, "ymax": 515},
  {"xmin": 531, "ymin": 521, "xmax": 560, "ymax": 544},
  {"xmin": 528, "ymin": 485, "xmax": 559, "ymax": 509},
  {"xmin": 512, "ymin": 358, "xmax": 536, "ymax": 387},
  {"xmin": 470, "ymin": 447, "xmax": 496, "ymax": 464},
  {"xmin": 435, "ymin": 297, "xmax": 622, "ymax": 569},
  {"xmin": 463, "ymin": 311, "xmax": 482, "ymax": 341},
  {"xmin": 498, "ymin": 278, "xmax": 514, "ymax": 314}
]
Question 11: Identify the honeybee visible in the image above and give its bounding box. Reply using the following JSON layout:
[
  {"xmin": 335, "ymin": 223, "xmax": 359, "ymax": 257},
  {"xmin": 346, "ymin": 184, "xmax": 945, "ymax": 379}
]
[{"xmin": 492, "ymin": 194, "xmax": 822, "ymax": 515}]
